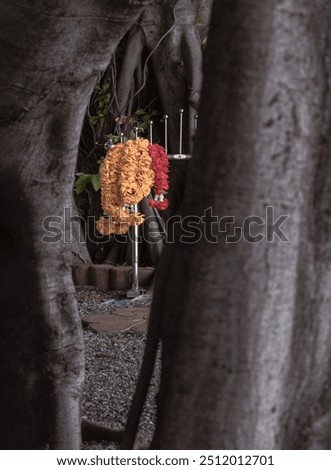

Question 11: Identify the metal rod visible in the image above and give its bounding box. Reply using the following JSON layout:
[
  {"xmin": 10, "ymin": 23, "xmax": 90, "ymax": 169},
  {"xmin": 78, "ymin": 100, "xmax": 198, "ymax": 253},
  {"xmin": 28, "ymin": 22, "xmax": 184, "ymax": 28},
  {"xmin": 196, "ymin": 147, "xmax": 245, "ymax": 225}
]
[
  {"xmin": 149, "ymin": 120, "xmax": 153, "ymax": 144},
  {"xmin": 194, "ymin": 114, "xmax": 198, "ymax": 132},
  {"xmin": 163, "ymin": 114, "xmax": 168, "ymax": 152},
  {"xmin": 127, "ymin": 209, "xmax": 140, "ymax": 298},
  {"xmin": 132, "ymin": 220, "xmax": 139, "ymax": 288},
  {"xmin": 120, "ymin": 132, "xmax": 124, "ymax": 144},
  {"xmin": 127, "ymin": 126, "xmax": 141, "ymax": 298},
  {"xmin": 179, "ymin": 109, "xmax": 184, "ymax": 154}
]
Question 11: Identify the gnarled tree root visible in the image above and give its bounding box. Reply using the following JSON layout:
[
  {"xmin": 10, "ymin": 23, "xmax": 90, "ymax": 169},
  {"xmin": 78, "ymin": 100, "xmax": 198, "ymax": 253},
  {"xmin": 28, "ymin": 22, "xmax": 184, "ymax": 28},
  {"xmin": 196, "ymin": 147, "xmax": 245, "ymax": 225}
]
[{"xmin": 82, "ymin": 419, "xmax": 123, "ymax": 443}]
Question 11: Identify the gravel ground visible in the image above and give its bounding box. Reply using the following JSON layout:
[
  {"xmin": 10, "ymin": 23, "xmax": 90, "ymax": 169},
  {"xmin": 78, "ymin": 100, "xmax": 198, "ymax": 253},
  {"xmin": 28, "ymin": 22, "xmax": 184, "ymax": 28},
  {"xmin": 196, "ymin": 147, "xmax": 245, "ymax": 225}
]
[{"xmin": 76, "ymin": 287, "xmax": 160, "ymax": 450}]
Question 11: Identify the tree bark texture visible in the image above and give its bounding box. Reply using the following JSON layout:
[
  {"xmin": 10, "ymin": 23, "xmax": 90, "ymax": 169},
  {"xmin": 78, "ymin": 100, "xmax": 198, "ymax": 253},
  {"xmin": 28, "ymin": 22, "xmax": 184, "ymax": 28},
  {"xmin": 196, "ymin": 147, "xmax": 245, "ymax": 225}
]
[
  {"xmin": 109, "ymin": 0, "xmax": 213, "ymax": 228},
  {"xmin": 151, "ymin": 0, "xmax": 331, "ymax": 449},
  {"xmin": 0, "ymin": 0, "xmax": 150, "ymax": 449},
  {"xmin": 113, "ymin": 0, "xmax": 212, "ymax": 151},
  {"xmin": 141, "ymin": 0, "xmax": 213, "ymax": 220}
]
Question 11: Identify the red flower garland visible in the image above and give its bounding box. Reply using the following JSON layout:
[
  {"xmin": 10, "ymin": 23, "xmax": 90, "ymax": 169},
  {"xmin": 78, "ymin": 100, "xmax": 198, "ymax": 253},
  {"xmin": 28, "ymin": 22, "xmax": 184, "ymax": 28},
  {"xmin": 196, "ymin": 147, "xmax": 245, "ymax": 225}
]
[
  {"xmin": 148, "ymin": 143, "xmax": 169, "ymax": 210},
  {"xmin": 148, "ymin": 198, "xmax": 169, "ymax": 210}
]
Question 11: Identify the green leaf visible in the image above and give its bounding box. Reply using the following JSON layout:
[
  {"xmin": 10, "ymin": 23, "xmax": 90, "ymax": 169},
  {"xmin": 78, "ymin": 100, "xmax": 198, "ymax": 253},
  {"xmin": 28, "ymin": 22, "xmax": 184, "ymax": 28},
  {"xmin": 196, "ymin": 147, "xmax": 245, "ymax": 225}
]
[
  {"xmin": 76, "ymin": 197, "xmax": 88, "ymax": 209},
  {"xmin": 134, "ymin": 108, "xmax": 146, "ymax": 117},
  {"xmin": 90, "ymin": 116, "xmax": 99, "ymax": 125},
  {"xmin": 140, "ymin": 121, "xmax": 148, "ymax": 132},
  {"xmin": 91, "ymin": 174, "xmax": 100, "ymax": 192},
  {"xmin": 101, "ymin": 82, "xmax": 110, "ymax": 92},
  {"xmin": 74, "ymin": 174, "xmax": 93, "ymax": 195}
]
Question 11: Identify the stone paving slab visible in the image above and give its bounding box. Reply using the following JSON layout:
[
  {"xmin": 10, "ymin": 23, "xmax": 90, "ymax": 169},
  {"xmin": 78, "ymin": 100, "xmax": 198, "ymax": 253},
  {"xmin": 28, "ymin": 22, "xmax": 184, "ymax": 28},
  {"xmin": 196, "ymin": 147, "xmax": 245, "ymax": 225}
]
[{"xmin": 83, "ymin": 307, "xmax": 150, "ymax": 335}]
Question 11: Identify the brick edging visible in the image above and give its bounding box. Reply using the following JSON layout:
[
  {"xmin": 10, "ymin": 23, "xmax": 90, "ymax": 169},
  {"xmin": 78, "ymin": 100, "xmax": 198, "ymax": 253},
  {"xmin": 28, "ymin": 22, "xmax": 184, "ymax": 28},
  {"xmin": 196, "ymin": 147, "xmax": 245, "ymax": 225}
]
[{"xmin": 72, "ymin": 264, "xmax": 155, "ymax": 290}]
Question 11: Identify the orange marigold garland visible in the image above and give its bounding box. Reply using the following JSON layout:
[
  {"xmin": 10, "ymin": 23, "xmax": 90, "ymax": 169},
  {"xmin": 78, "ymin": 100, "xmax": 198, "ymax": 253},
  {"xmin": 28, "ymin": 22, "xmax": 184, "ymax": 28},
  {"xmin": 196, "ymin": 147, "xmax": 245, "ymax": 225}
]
[
  {"xmin": 96, "ymin": 138, "xmax": 154, "ymax": 235},
  {"xmin": 96, "ymin": 138, "xmax": 170, "ymax": 235}
]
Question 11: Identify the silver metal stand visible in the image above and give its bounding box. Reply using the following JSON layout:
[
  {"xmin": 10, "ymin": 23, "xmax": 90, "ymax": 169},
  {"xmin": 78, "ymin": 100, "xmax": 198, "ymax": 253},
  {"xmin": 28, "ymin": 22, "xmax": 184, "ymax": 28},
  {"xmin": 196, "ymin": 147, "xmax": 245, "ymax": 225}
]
[
  {"xmin": 127, "ymin": 217, "xmax": 140, "ymax": 298},
  {"xmin": 163, "ymin": 114, "xmax": 168, "ymax": 152},
  {"xmin": 149, "ymin": 120, "xmax": 153, "ymax": 144},
  {"xmin": 127, "ymin": 126, "xmax": 142, "ymax": 299},
  {"xmin": 194, "ymin": 113, "xmax": 198, "ymax": 131},
  {"xmin": 126, "ymin": 111, "xmax": 195, "ymax": 298},
  {"xmin": 168, "ymin": 109, "xmax": 193, "ymax": 160}
]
